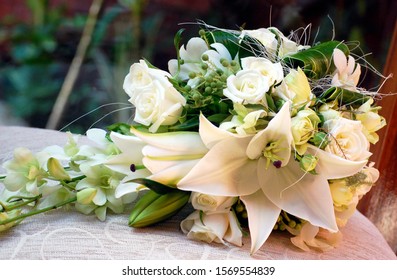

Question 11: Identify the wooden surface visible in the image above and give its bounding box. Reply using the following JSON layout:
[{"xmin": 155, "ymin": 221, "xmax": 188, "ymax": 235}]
[{"xmin": 357, "ymin": 20, "xmax": 397, "ymax": 254}]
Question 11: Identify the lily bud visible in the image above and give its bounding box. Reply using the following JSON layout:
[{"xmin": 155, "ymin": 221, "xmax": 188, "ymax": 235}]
[
  {"xmin": 47, "ymin": 157, "xmax": 71, "ymax": 181},
  {"xmin": 129, "ymin": 190, "xmax": 190, "ymax": 227},
  {"xmin": 77, "ymin": 188, "xmax": 97, "ymax": 205}
]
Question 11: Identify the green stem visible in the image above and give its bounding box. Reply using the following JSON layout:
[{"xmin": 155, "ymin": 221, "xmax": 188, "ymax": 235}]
[
  {"xmin": 0, "ymin": 196, "xmax": 77, "ymax": 226},
  {"xmin": 4, "ymin": 195, "xmax": 42, "ymax": 211},
  {"xmin": 0, "ymin": 175, "xmax": 6, "ymax": 180}
]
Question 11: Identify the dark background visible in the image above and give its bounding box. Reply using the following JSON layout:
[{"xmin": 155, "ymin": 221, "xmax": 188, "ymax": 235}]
[{"xmin": 0, "ymin": 0, "xmax": 395, "ymax": 132}]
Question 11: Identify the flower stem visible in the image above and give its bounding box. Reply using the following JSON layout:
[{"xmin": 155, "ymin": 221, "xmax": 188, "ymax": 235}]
[
  {"xmin": 4, "ymin": 194, "xmax": 42, "ymax": 211},
  {"xmin": 0, "ymin": 196, "xmax": 77, "ymax": 226}
]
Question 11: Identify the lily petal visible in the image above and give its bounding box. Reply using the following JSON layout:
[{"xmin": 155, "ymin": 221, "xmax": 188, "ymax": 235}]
[
  {"xmin": 258, "ymin": 158, "xmax": 338, "ymax": 232},
  {"xmin": 241, "ymin": 190, "xmax": 281, "ymax": 254},
  {"xmin": 131, "ymin": 127, "xmax": 208, "ymax": 154},
  {"xmin": 306, "ymin": 145, "xmax": 367, "ymax": 179},
  {"xmin": 148, "ymin": 159, "xmax": 201, "ymax": 185},
  {"xmin": 247, "ymin": 102, "xmax": 292, "ymax": 164},
  {"xmin": 178, "ymin": 137, "xmax": 260, "ymax": 196},
  {"xmin": 199, "ymin": 113, "xmax": 238, "ymax": 148}
]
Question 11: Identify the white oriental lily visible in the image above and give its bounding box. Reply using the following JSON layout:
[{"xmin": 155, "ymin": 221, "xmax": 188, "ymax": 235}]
[{"xmin": 178, "ymin": 102, "xmax": 368, "ymax": 254}]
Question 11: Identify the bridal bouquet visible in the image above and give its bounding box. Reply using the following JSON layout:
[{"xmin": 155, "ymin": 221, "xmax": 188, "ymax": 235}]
[{"xmin": 0, "ymin": 24, "xmax": 386, "ymax": 254}]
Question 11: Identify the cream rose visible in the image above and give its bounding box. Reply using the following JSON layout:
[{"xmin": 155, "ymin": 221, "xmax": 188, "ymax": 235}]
[
  {"xmin": 132, "ymin": 80, "xmax": 186, "ymax": 132},
  {"xmin": 240, "ymin": 28, "xmax": 278, "ymax": 55},
  {"xmin": 180, "ymin": 210, "xmax": 242, "ymax": 246},
  {"xmin": 223, "ymin": 69, "xmax": 270, "ymax": 105},
  {"xmin": 123, "ymin": 60, "xmax": 171, "ymax": 101},
  {"xmin": 323, "ymin": 117, "xmax": 372, "ymax": 161},
  {"xmin": 190, "ymin": 192, "xmax": 236, "ymax": 212}
]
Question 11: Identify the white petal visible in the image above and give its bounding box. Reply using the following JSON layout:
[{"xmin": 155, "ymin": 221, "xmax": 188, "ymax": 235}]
[
  {"xmin": 93, "ymin": 188, "xmax": 107, "ymax": 206},
  {"xmin": 115, "ymin": 181, "xmax": 142, "ymax": 198},
  {"xmin": 199, "ymin": 113, "xmax": 238, "ymax": 148},
  {"xmin": 224, "ymin": 211, "xmax": 243, "ymax": 246},
  {"xmin": 333, "ymin": 48, "xmax": 347, "ymax": 73},
  {"xmin": 148, "ymin": 159, "xmax": 201, "ymax": 185},
  {"xmin": 306, "ymin": 145, "xmax": 367, "ymax": 179},
  {"xmin": 131, "ymin": 127, "xmax": 208, "ymax": 154},
  {"xmin": 178, "ymin": 137, "xmax": 260, "ymax": 196},
  {"xmin": 246, "ymin": 102, "xmax": 292, "ymax": 164},
  {"xmin": 258, "ymin": 158, "xmax": 338, "ymax": 232},
  {"xmin": 240, "ymin": 190, "xmax": 281, "ymax": 254}
]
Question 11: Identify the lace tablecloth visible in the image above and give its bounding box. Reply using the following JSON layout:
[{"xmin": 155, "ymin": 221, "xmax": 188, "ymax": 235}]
[{"xmin": 0, "ymin": 126, "xmax": 396, "ymax": 260}]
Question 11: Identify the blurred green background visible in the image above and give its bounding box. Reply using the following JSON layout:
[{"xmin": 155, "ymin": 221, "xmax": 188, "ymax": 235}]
[{"xmin": 0, "ymin": 0, "xmax": 395, "ymax": 133}]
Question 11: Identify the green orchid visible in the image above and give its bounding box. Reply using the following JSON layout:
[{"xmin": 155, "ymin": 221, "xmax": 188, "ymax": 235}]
[{"xmin": 178, "ymin": 102, "xmax": 368, "ymax": 254}]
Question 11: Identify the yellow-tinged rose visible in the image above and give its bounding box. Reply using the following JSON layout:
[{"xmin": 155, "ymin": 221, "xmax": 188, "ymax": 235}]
[
  {"xmin": 291, "ymin": 109, "xmax": 320, "ymax": 154},
  {"xmin": 329, "ymin": 179, "xmax": 354, "ymax": 207},
  {"xmin": 284, "ymin": 67, "xmax": 312, "ymax": 105}
]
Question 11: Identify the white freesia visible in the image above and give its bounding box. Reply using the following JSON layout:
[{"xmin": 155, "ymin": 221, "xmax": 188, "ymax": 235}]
[
  {"xmin": 130, "ymin": 127, "xmax": 208, "ymax": 185},
  {"xmin": 180, "ymin": 210, "xmax": 242, "ymax": 246},
  {"xmin": 223, "ymin": 69, "xmax": 270, "ymax": 105},
  {"xmin": 190, "ymin": 192, "xmax": 236, "ymax": 212},
  {"xmin": 178, "ymin": 102, "xmax": 368, "ymax": 253},
  {"xmin": 331, "ymin": 48, "xmax": 361, "ymax": 91},
  {"xmin": 219, "ymin": 103, "xmax": 267, "ymax": 135},
  {"xmin": 323, "ymin": 117, "xmax": 372, "ymax": 161},
  {"xmin": 168, "ymin": 37, "xmax": 209, "ymax": 80},
  {"xmin": 355, "ymin": 98, "xmax": 386, "ymax": 144}
]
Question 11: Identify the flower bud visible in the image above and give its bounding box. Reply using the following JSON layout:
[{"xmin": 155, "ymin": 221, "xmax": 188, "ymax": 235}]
[
  {"xmin": 47, "ymin": 157, "xmax": 71, "ymax": 181},
  {"xmin": 77, "ymin": 188, "xmax": 97, "ymax": 205},
  {"xmin": 310, "ymin": 131, "xmax": 329, "ymax": 149},
  {"xmin": 0, "ymin": 209, "xmax": 22, "ymax": 232},
  {"xmin": 299, "ymin": 154, "xmax": 318, "ymax": 172},
  {"xmin": 129, "ymin": 190, "xmax": 190, "ymax": 227}
]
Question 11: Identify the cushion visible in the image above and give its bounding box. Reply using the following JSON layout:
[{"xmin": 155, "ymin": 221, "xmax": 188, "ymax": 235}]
[{"xmin": 0, "ymin": 126, "xmax": 395, "ymax": 260}]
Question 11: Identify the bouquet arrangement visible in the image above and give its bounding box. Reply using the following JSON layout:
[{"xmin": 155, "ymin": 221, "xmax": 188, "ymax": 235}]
[{"xmin": 0, "ymin": 24, "xmax": 386, "ymax": 254}]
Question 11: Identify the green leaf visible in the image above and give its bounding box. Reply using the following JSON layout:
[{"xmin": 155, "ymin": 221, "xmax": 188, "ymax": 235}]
[
  {"xmin": 204, "ymin": 30, "xmax": 263, "ymax": 59},
  {"xmin": 283, "ymin": 41, "xmax": 350, "ymax": 79},
  {"xmin": 169, "ymin": 116, "xmax": 199, "ymax": 131},
  {"xmin": 127, "ymin": 178, "xmax": 176, "ymax": 194},
  {"xmin": 106, "ymin": 122, "xmax": 133, "ymax": 136},
  {"xmin": 173, "ymin": 28, "xmax": 185, "ymax": 75},
  {"xmin": 128, "ymin": 189, "xmax": 190, "ymax": 227},
  {"xmin": 318, "ymin": 87, "xmax": 370, "ymax": 107}
]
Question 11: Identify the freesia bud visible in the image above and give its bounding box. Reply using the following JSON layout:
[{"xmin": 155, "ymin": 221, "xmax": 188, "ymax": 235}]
[
  {"xmin": 129, "ymin": 190, "xmax": 190, "ymax": 227},
  {"xmin": 47, "ymin": 157, "xmax": 71, "ymax": 181}
]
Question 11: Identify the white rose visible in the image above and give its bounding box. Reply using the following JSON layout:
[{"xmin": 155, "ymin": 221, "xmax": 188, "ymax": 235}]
[
  {"xmin": 241, "ymin": 57, "xmax": 284, "ymax": 86},
  {"xmin": 123, "ymin": 60, "xmax": 171, "ymax": 101},
  {"xmin": 190, "ymin": 192, "xmax": 236, "ymax": 212},
  {"xmin": 180, "ymin": 210, "xmax": 242, "ymax": 246},
  {"xmin": 268, "ymin": 27, "xmax": 309, "ymax": 57},
  {"xmin": 132, "ymin": 80, "xmax": 186, "ymax": 132},
  {"xmin": 223, "ymin": 69, "xmax": 270, "ymax": 105},
  {"xmin": 323, "ymin": 117, "xmax": 371, "ymax": 161}
]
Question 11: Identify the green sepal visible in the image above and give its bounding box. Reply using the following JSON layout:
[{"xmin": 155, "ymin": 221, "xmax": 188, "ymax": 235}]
[
  {"xmin": 318, "ymin": 87, "xmax": 370, "ymax": 108},
  {"xmin": 283, "ymin": 41, "xmax": 350, "ymax": 79},
  {"xmin": 127, "ymin": 178, "xmax": 176, "ymax": 195},
  {"xmin": 128, "ymin": 189, "xmax": 190, "ymax": 227}
]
